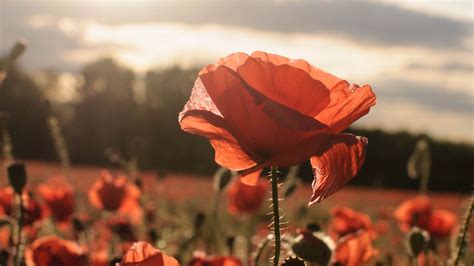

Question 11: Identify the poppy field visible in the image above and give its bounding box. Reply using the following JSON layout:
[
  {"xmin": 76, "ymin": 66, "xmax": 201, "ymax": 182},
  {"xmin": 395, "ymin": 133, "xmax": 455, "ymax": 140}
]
[{"xmin": 0, "ymin": 40, "xmax": 473, "ymax": 266}]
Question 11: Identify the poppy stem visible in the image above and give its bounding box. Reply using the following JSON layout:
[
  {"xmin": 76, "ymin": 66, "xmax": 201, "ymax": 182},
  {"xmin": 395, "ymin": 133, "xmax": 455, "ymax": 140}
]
[
  {"xmin": 254, "ymin": 235, "xmax": 271, "ymax": 266},
  {"xmin": 270, "ymin": 166, "xmax": 281, "ymax": 265},
  {"xmin": 13, "ymin": 193, "xmax": 24, "ymax": 266},
  {"xmin": 452, "ymin": 194, "xmax": 473, "ymax": 265}
]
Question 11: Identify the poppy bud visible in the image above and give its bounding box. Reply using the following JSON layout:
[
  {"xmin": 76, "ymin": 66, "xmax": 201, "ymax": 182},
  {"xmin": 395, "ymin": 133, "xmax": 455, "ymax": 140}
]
[
  {"xmin": 292, "ymin": 229, "xmax": 334, "ymax": 265},
  {"xmin": 7, "ymin": 162, "xmax": 27, "ymax": 194},
  {"xmin": 134, "ymin": 177, "xmax": 143, "ymax": 190},
  {"xmin": 72, "ymin": 217, "xmax": 85, "ymax": 232},
  {"xmin": 148, "ymin": 228, "xmax": 159, "ymax": 243},
  {"xmin": 282, "ymin": 256, "xmax": 306, "ymax": 266},
  {"xmin": 213, "ymin": 167, "xmax": 233, "ymax": 192},
  {"xmin": 406, "ymin": 227, "xmax": 430, "ymax": 256},
  {"xmin": 7, "ymin": 41, "xmax": 26, "ymax": 64},
  {"xmin": 193, "ymin": 212, "xmax": 205, "ymax": 232},
  {"xmin": 226, "ymin": 236, "xmax": 235, "ymax": 254}
]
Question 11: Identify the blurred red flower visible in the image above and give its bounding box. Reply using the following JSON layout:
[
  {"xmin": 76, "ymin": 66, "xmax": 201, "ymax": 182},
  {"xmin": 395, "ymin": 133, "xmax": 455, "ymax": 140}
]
[
  {"xmin": 107, "ymin": 216, "xmax": 137, "ymax": 242},
  {"xmin": 89, "ymin": 171, "xmax": 142, "ymax": 223},
  {"xmin": 25, "ymin": 236, "xmax": 87, "ymax": 266},
  {"xmin": 0, "ymin": 187, "xmax": 43, "ymax": 226},
  {"xmin": 227, "ymin": 171, "xmax": 268, "ymax": 214},
  {"xmin": 179, "ymin": 51, "xmax": 376, "ymax": 204},
  {"xmin": 393, "ymin": 196, "xmax": 457, "ymax": 238},
  {"xmin": 330, "ymin": 206, "xmax": 374, "ymax": 239},
  {"xmin": 188, "ymin": 252, "xmax": 242, "ymax": 266},
  {"xmin": 120, "ymin": 241, "xmax": 179, "ymax": 266},
  {"xmin": 334, "ymin": 231, "xmax": 379, "ymax": 266},
  {"xmin": 37, "ymin": 177, "xmax": 75, "ymax": 223}
]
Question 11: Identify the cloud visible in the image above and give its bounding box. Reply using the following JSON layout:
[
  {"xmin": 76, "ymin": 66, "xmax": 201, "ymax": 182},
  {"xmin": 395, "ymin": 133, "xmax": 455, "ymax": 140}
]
[
  {"xmin": 374, "ymin": 78, "xmax": 473, "ymax": 115},
  {"xmin": 2, "ymin": 0, "xmax": 472, "ymax": 50},
  {"xmin": 406, "ymin": 61, "xmax": 474, "ymax": 73}
]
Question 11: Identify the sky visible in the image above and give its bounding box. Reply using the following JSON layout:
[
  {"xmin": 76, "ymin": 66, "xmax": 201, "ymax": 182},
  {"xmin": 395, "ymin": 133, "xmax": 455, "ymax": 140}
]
[{"xmin": 0, "ymin": 0, "xmax": 473, "ymax": 143}]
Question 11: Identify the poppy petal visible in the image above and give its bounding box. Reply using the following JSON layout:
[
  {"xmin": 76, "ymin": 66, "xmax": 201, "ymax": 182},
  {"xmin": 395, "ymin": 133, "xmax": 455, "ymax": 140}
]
[
  {"xmin": 315, "ymin": 81, "xmax": 376, "ymax": 133},
  {"xmin": 181, "ymin": 111, "xmax": 260, "ymax": 171},
  {"xmin": 250, "ymin": 51, "xmax": 342, "ymax": 89},
  {"xmin": 309, "ymin": 134, "xmax": 367, "ymax": 205},
  {"xmin": 180, "ymin": 78, "xmax": 260, "ymax": 171},
  {"xmin": 212, "ymin": 51, "xmax": 332, "ymax": 118},
  {"xmin": 239, "ymin": 169, "xmax": 263, "ymax": 186},
  {"xmin": 428, "ymin": 209, "xmax": 457, "ymax": 238},
  {"xmin": 199, "ymin": 64, "xmax": 329, "ymax": 156}
]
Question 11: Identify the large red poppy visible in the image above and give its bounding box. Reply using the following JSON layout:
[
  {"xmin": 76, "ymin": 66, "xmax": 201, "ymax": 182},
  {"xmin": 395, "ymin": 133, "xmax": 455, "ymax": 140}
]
[
  {"xmin": 37, "ymin": 177, "xmax": 75, "ymax": 223},
  {"xmin": 179, "ymin": 51, "xmax": 376, "ymax": 204},
  {"xmin": 120, "ymin": 241, "xmax": 179, "ymax": 266},
  {"xmin": 25, "ymin": 236, "xmax": 87, "ymax": 266}
]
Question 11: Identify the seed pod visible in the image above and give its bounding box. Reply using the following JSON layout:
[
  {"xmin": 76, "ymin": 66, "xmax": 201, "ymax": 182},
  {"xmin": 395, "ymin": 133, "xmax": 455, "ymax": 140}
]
[
  {"xmin": 282, "ymin": 256, "xmax": 306, "ymax": 266},
  {"xmin": 292, "ymin": 228, "xmax": 334, "ymax": 265},
  {"xmin": 7, "ymin": 162, "xmax": 27, "ymax": 194}
]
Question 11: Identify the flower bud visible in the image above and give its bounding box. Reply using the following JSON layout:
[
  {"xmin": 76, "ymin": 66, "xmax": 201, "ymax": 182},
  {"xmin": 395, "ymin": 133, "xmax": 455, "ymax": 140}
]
[
  {"xmin": 7, "ymin": 162, "xmax": 27, "ymax": 194},
  {"xmin": 8, "ymin": 41, "xmax": 26, "ymax": 64},
  {"xmin": 193, "ymin": 212, "xmax": 205, "ymax": 232},
  {"xmin": 213, "ymin": 167, "xmax": 233, "ymax": 192},
  {"xmin": 406, "ymin": 227, "xmax": 430, "ymax": 256}
]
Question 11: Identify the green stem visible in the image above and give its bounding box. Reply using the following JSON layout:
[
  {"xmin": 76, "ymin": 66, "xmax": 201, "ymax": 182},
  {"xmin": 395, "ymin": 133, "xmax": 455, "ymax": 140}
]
[
  {"xmin": 254, "ymin": 236, "xmax": 271, "ymax": 266},
  {"xmin": 270, "ymin": 166, "xmax": 280, "ymax": 266},
  {"xmin": 14, "ymin": 193, "xmax": 24, "ymax": 266},
  {"xmin": 453, "ymin": 195, "xmax": 473, "ymax": 265}
]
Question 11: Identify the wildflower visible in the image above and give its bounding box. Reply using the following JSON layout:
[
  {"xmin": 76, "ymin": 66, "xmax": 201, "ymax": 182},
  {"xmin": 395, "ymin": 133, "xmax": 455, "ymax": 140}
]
[
  {"xmin": 120, "ymin": 241, "xmax": 179, "ymax": 266},
  {"xmin": 37, "ymin": 177, "xmax": 75, "ymax": 223},
  {"xmin": 393, "ymin": 196, "xmax": 457, "ymax": 238},
  {"xmin": 227, "ymin": 171, "xmax": 268, "ymax": 214},
  {"xmin": 25, "ymin": 236, "xmax": 87, "ymax": 266},
  {"xmin": 188, "ymin": 251, "xmax": 242, "ymax": 266},
  {"xmin": 329, "ymin": 206, "xmax": 374, "ymax": 239},
  {"xmin": 334, "ymin": 231, "xmax": 379, "ymax": 266},
  {"xmin": 179, "ymin": 51, "xmax": 376, "ymax": 204},
  {"xmin": 88, "ymin": 171, "xmax": 142, "ymax": 223},
  {"xmin": 0, "ymin": 187, "xmax": 43, "ymax": 226}
]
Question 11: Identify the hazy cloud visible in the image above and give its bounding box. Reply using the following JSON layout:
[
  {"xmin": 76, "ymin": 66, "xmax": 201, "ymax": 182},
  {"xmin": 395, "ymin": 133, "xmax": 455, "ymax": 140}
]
[
  {"xmin": 375, "ymin": 78, "xmax": 473, "ymax": 115},
  {"xmin": 2, "ymin": 0, "xmax": 472, "ymax": 50}
]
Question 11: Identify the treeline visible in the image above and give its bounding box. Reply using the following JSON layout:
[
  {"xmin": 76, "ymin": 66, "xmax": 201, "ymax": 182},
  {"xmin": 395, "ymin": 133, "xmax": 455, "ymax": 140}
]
[{"xmin": 0, "ymin": 58, "xmax": 472, "ymax": 192}]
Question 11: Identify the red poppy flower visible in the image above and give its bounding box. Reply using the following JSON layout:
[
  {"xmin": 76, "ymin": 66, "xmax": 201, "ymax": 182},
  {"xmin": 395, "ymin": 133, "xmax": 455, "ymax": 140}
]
[
  {"xmin": 89, "ymin": 171, "xmax": 142, "ymax": 223},
  {"xmin": 188, "ymin": 252, "xmax": 242, "ymax": 266},
  {"xmin": 329, "ymin": 206, "xmax": 374, "ymax": 239},
  {"xmin": 179, "ymin": 51, "xmax": 376, "ymax": 204},
  {"xmin": 227, "ymin": 170, "xmax": 268, "ymax": 214},
  {"xmin": 334, "ymin": 231, "xmax": 379, "ymax": 266},
  {"xmin": 25, "ymin": 236, "xmax": 87, "ymax": 266},
  {"xmin": 0, "ymin": 187, "xmax": 43, "ymax": 226},
  {"xmin": 120, "ymin": 241, "xmax": 179, "ymax": 266},
  {"xmin": 393, "ymin": 196, "xmax": 457, "ymax": 238},
  {"xmin": 37, "ymin": 177, "xmax": 75, "ymax": 223},
  {"xmin": 107, "ymin": 216, "xmax": 137, "ymax": 242}
]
